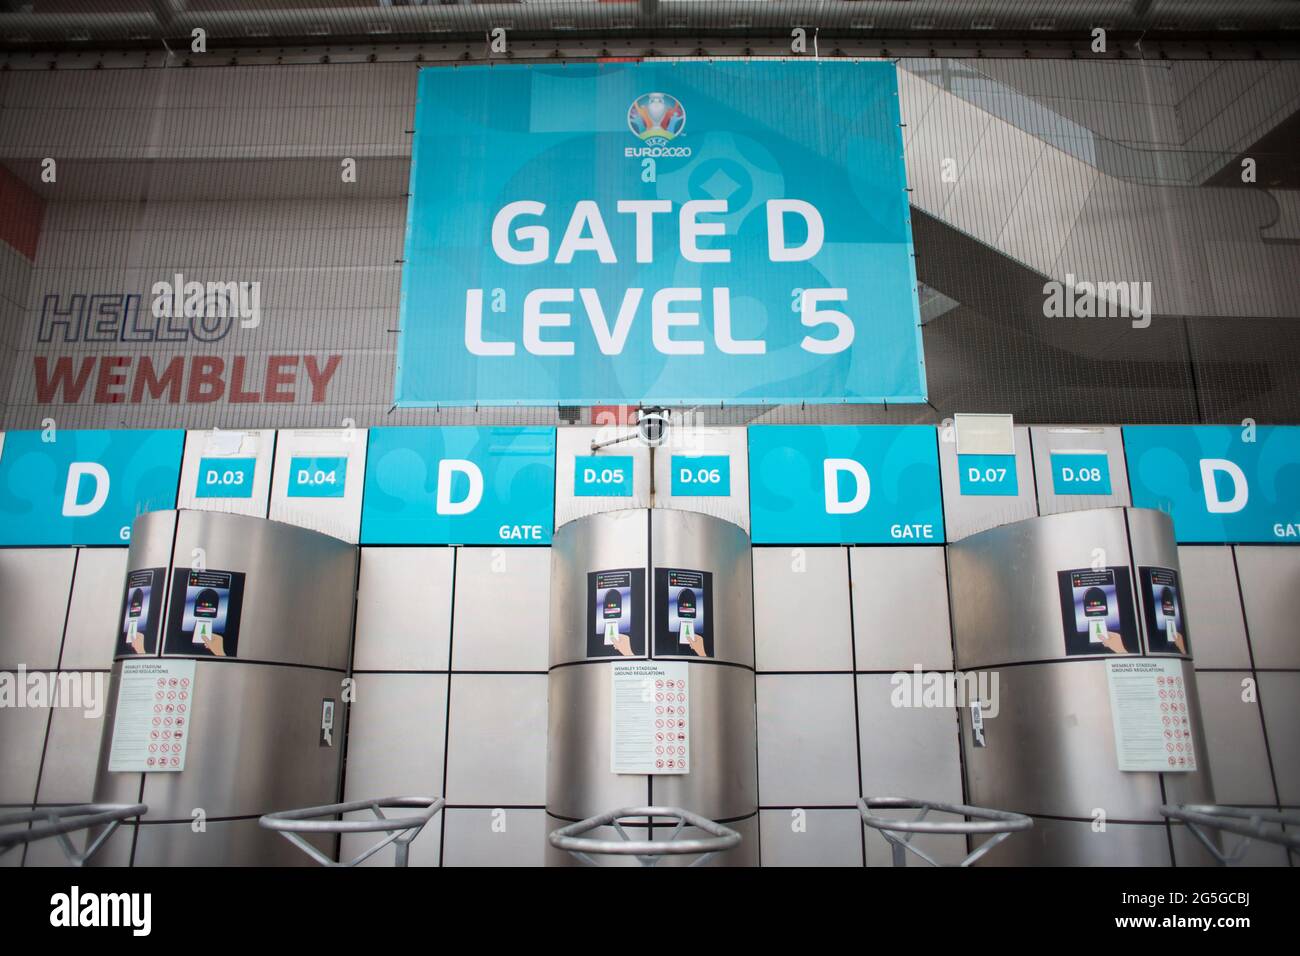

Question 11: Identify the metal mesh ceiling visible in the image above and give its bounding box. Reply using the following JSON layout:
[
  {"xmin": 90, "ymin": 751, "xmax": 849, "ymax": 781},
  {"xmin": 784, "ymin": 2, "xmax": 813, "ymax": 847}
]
[{"xmin": 4, "ymin": 1, "xmax": 1300, "ymax": 50}]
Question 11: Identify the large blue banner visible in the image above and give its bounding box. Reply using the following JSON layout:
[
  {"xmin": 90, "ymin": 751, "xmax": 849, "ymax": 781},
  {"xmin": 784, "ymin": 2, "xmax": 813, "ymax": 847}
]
[
  {"xmin": 0, "ymin": 429, "xmax": 183, "ymax": 546},
  {"xmin": 396, "ymin": 61, "xmax": 925, "ymax": 406},
  {"xmin": 360, "ymin": 426, "xmax": 556, "ymax": 545},
  {"xmin": 748, "ymin": 425, "xmax": 944, "ymax": 544},
  {"xmin": 1123, "ymin": 425, "xmax": 1300, "ymax": 543}
]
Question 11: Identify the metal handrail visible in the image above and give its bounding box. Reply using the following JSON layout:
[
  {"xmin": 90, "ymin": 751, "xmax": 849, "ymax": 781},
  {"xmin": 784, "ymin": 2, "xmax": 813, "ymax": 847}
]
[
  {"xmin": 0, "ymin": 803, "xmax": 147, "ymax": 866},
  {"xmin": 859, "ymin": 796, "xmax": 1033, "ymax": 867},
  {"xmin": 259, "ymin": 796, "xmax": 444, "ymax": 867},
  {"xmin": 1161, "ymin": 804, "xmax": 1300, "ymax": 866},
  {"xmin": 549, "ymin": 806, "xmax": 742, "ymax": 867}
]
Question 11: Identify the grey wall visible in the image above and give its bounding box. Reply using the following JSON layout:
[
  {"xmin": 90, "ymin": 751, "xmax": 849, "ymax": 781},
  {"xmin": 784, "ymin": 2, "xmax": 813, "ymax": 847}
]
[
  {"xmin": 0, "ymin": 546, "xmax": 124, "ymax": 867},
  {"xmin": 754, "ymin": 544, "xmax": 969, "ymax": 866},
  {"xmin": 0, "ymin": 53, "xmax": 1297, "ymax": 429},
  {"xmin": 0, "ymin": 243, "xmax": 29, "ymax": 429},
  {"xmin": 1178, "ymin": 545, "xmax": 1300, "ymax": 866},
  {"xmin": 341, "ymin": 545, "xmax": 551, "ymax": 866},
  {"xmin": 899, "ymin": 59, "xmax": 1300, "ymax": 320}
]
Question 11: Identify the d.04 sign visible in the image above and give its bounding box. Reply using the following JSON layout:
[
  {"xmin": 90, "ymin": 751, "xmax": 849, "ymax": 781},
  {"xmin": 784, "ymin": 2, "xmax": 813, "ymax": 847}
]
[{"xmin": 287, "ymin": 456, "xmax": 348, "ymax": 499}]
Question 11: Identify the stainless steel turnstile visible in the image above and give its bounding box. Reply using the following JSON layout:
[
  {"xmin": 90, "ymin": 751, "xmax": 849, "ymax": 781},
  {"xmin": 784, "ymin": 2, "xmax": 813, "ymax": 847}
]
[
  {"xmin": 546, "ymin": 509, "xmax": 757, "ymax": 865},
  {"xmin": 90, "ymin": 510, "xmax": 357, "ymax": 865},
  {"xmin": 948, "ymin": 507, "xmax": 1216, "ymax": 865}
]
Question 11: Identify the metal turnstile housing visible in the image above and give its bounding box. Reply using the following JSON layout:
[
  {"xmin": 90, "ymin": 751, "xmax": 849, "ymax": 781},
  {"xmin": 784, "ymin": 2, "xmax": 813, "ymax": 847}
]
[
  {"xmin": 948, "ymin": 507, "xmax": 1215, "ymax": 865},
  {"xmin": 91, "ymin": 510, "xmax": 356, "ymax": 865},
  {"xmin": 546, "ymin": 509, "xmax": 757, "ymax": 865}
]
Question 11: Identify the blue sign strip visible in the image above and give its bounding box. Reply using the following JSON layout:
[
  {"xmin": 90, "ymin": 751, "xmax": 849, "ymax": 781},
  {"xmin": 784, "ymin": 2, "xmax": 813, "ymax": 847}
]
[
  {"xmin": 2, "ymin": 425, "xmax": 1289, "ymax": 548},
  {"xmin": 748, "ymin": 425, "xmax": 944, "ymax": 544},
  {"xmin": 0, "ymin": 429, "xmax": 184, "ymax": 546},
  {"xmin": 1123, "ymin": 425, "xmax": 1300, "ymax": 543},
  {"xmin": 360, "ymin": 426, "xmax": 556, "ymax": 545}
]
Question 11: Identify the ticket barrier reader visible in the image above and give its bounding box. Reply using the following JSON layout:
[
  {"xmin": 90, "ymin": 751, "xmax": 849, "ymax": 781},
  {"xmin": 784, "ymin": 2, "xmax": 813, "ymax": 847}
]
[
  {"xmin": 858, "ymin": 797, "xmax": 1033, "ymax": 867},
  {"xmin": 1160, "ymin": 805, "xmax": 1300, "ymax": 866},
  {"xmin": 549, "ymin": 806, "xmax": 742, "ymax": 867},
  {"xmin": 260, "ymin": 796, "xmax": 445, "ymax": 867},
  {"xmin": 0, "ymin": 804, "xmax": 147, "ymax": 866}
]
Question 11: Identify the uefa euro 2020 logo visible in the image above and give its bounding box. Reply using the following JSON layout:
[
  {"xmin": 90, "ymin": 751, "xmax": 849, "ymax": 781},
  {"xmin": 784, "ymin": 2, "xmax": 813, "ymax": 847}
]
[{"xmin": 628, "ymin": 92, "xmax": 686, "ymax": 144}]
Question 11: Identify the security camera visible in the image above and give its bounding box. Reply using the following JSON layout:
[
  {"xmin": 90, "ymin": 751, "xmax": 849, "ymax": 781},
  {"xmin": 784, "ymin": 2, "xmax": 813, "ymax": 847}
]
[{"xmin": 636, "ymin": 407, "xmax": 670, "ymax": 447}]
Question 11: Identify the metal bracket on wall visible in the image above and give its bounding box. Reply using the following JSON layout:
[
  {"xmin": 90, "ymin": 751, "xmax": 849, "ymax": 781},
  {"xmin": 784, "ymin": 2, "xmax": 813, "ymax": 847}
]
[
  {"xmin": 1161, "ymin": 804, "xmax": 1300, "ymax": 866},
  {"xmin": 0, "ymin": 803, "xmax": 148, "ymax": 866},
  {"xmin": 859, "ymin": 796, "xmax": 1033, "ymax": 867},
  {"xmin": 549, "ymin": 805, "xmax": 741, "ymax": 867},
  {"xmin": 259, "ymin": 795, "xmax": 444, "ymax": 867}
]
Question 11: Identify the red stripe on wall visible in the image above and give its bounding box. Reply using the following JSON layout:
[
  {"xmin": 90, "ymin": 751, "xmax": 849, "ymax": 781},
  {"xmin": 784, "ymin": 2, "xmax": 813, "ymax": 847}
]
[{"xmin": 0, "ymin": 162, "xmax": 46, "ymax": 262}]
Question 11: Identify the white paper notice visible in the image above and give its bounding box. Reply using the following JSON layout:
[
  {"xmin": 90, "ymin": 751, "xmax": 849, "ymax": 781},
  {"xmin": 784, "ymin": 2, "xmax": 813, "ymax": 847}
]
[
  {"xmin": 205, "ymin": 429, "xmax": 249, "ymax": 456},
  {"xmin": 108, "ymin": 659, "xmax": 197, "ymax": 773},
  {"xmin": 610, "ymin": 660, "xmax": 689, "ymax": 775},
  {"xmin": 1105, "ymin": 658, "xmax": 1197, "ymax": 773}
]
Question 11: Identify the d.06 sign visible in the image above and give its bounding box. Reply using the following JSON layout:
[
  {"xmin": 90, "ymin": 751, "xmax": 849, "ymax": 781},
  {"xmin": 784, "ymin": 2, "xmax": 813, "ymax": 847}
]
[{"xmin": 671, "ymin": 455, "xmax": 730, "ymax": 497}]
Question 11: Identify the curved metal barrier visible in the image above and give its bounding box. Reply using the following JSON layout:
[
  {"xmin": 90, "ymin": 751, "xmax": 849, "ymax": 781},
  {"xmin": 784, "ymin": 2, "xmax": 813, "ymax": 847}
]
[
  {"xmin": 859, "ymin": 796, "xmax": 1033, "ymax": 867},
  {"xmin": 0, "ymin": 803, "xmax": 147, "ymax": 866},
  {"xmin": 1161, "ymin": 804, "xmax": 1300, "ymax": 866},
  {"xmin": 259, "ymin": 796, "xmax": 444, "ymax": 867},
  {"xmin": 549, "ymin": 806, "xmax": 742, "ymax": 867}
]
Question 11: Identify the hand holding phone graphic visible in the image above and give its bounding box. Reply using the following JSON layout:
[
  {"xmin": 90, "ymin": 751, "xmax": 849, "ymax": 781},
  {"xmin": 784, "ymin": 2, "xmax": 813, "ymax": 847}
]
[
  {"xmin": 675, "ymin": 588, "xmax": 698, "ymax": 646},
  {"xmin": 192, "ymin": 587, "xmax": 221, "ymax": 651},
  {"xmin": 1083, "ymin": 586, "xmax": 1109, "ymax": 644},
  {"xmin": 601, "ymin": 589, "xmax": 623, "ymax": 646}
]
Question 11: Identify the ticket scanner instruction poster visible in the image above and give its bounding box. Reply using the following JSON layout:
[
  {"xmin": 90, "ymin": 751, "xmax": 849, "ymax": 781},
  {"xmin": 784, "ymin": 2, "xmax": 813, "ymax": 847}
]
[
  {"xmin": 164, "ymin": 569, "xmax": 246, "ymax": 658},
  {"xmin": 1056, "ymin": 567, "xmax": 1140, "ymax": 656},
  {"xmin": 654, "ymin": 567, "xmax": 713, "ymax": 658},
  {"xmin": 1139, "ymin": 567, "xmax": 1190, "ymax": 656},
  {"xmin": 116, "ymin": 568, "xmax": 166, "ymax": 657},
  {"xmin": 587, "ymin": 568, "xmax": 645, "ymax": 658}
]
